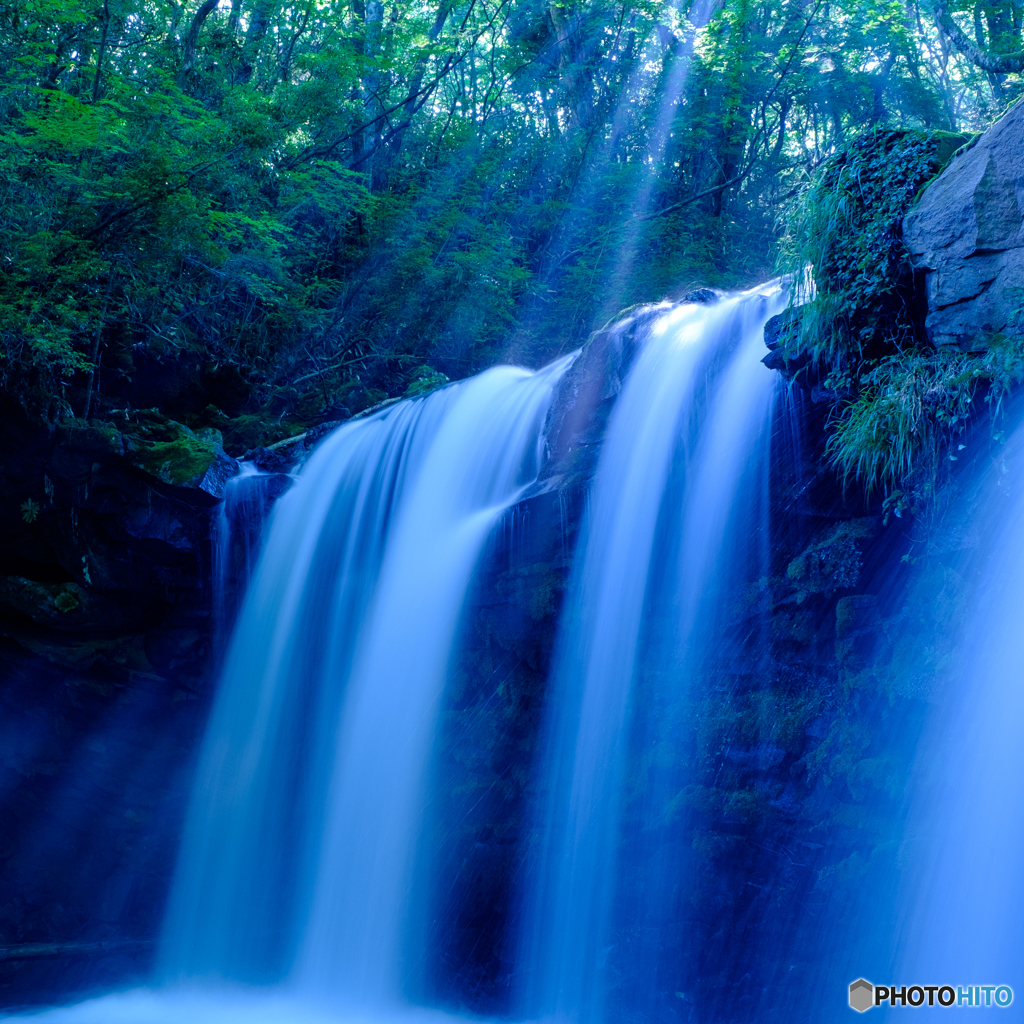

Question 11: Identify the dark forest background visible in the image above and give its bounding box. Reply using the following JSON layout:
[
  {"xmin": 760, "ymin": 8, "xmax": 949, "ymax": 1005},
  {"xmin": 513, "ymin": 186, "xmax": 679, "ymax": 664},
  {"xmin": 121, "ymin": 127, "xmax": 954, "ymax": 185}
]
[{"xmin": 1, "ymin": 0, "xmax": 1022, "ymax": 440}]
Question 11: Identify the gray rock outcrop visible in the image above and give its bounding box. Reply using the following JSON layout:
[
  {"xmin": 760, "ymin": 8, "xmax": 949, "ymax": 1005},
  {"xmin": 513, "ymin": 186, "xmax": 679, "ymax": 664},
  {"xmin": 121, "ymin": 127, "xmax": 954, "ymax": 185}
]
[{"xmin": 904, "ymin": 100, "xmax": 1024, "ymax": 349}]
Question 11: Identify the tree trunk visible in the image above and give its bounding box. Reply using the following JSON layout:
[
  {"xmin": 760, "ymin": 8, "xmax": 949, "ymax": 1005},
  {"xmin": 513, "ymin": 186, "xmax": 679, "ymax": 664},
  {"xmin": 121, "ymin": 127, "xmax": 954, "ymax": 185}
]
[
  {"xmin": 236, "ymin": 0, "xmax": 278, "ymax": 83},
  {"xmin": 181, "ymin": 0, "xmax": 221, "ymax": 77}
]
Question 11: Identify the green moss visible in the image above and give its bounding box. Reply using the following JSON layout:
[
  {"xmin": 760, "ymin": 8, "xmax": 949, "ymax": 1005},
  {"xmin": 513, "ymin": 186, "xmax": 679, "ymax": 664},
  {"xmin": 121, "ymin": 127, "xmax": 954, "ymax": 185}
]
[
  {"xmin": 85, "ymin": 423, "xmax": 124, "ymax": 452},
  {"xmin": 784, "ymin": 519, "xmax": 875, "ymax": 603},
  {"xmin": 404, "ymin": 365, "xmax": 450, "ymax": 398},
  {"xmin": 57, "ymin": 419, "xmax": 126, "ymax": 457},
  {"xmin": 133, "ymin": 437, "xmax": 216, "ymax": 485},
  {"xmin": 774, "ymin": 129, "xmax": 1024, "ymax": 502},
  {"xmin": 0, "ymin": 577, "xmax": 88, "ymax": 623},
  {"xmin": 195, "ymin": 405, "xmax": 304, "ymax": 455},
  {"xmin": 122, "ymin": 410, "xmax": 220, "ymax": 486},
  {"xmin": 780, "ymin": 128, "xmax": 970, "ymax": 365},
  {"xmin": 52, "ymin": 588, "xmax": 80, "ymax": 613}
]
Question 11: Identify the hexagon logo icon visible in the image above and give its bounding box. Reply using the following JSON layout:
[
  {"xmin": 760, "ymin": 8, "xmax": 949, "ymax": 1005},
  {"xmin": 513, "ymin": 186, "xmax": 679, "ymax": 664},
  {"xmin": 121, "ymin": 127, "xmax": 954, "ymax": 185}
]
[{"xmin": 849, "ymin": 978, "xmax": 874, "ymax": 1012}]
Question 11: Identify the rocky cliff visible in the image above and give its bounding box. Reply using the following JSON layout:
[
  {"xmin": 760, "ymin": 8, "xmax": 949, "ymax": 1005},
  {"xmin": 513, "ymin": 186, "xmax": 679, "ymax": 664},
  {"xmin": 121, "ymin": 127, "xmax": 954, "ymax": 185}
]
[{"xmin": 905, "ymin": 99, "xmax": 1024, "ymax": 349}]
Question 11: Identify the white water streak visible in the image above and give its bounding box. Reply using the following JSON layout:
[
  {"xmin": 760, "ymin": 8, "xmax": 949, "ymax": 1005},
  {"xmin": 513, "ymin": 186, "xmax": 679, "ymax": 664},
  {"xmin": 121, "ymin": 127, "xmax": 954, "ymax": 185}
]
[{"xmin": 521, "ymin": 284, "xmax": 784, "ymax": 1023}]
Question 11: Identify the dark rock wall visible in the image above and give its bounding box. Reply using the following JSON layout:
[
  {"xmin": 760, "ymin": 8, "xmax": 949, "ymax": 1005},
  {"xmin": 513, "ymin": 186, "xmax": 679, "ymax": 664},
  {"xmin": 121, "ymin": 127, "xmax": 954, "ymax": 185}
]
[
  {"xmin": 904, "ymin": 98, "xmax": 1024, "ymax": 349},
  {"xmin": 425, "ymin": 487, "xmax": 576, "ymax": 1015},
  {"xmin": 0, "ymin": 400, "xmax": 230, "ymax": 1006}
]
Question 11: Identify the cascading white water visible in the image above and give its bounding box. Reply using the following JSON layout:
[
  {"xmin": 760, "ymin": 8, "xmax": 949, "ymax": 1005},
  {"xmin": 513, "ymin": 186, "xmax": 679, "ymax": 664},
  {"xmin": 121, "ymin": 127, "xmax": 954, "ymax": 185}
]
[
  {"xmin": 11, "ymin": 356, "xmax": 571, "ymax": 1023},
  {"xmin": 293, "ymin": 357, "xmax": 574, "ymax": 1005},
  {"xmin": 169, "ymin": 355, "xmax": 575, "ymax": 1004},
  {"xmin": 893, "ymin": 418, "xmax": 1024, "ymax": 1009},
  {"xmin": 5, "ymin": 285, "xmax": 787, "ymax": 1024},
  {"xmin": 518, "ymin": 284, "xmax": 785, "ymax": 1023}
]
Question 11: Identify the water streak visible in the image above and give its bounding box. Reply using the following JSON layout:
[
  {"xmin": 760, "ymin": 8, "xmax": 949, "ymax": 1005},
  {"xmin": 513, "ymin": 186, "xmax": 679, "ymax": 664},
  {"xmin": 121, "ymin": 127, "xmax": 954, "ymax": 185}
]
[
  {"xmin": 159, "ymin": 355, "xmax": 572, "ymax": 1009},
  {"xmin": 519, "ymin": 285, "xmax": 784, "ymax": 1023},
  {"xmin": 213, "ymin": 463, "xmax": 293, "ymax": 650},
  {"xmin": 896, "ymin": 419, "xmax": 1024, "ymax": 1006}
]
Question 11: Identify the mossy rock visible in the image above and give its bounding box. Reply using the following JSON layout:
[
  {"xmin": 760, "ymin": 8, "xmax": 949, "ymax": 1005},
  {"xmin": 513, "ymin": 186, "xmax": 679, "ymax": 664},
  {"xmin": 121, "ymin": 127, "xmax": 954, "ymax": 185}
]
[
  {"xmin": 0, "ymin": 576, "xmax": 93, "ymax": 629},
  {"xmin": 195, "ymin": 405, "xmax": 306, "ymax": 455},
  {"xmin": 55, "ymin": 419, "xmax": 126, "ymax": 457},
  {"xmin": 122, "ymin": 410, "xmax": 237, "ymax": 495},
  {"xmin": 404, "ymin": 365, "xmax": 450, "ymax": 398},
  {"xmin": 784, "ymin": 519, "xmax": 877, "ymax": 603},
  {"xmin": 781, "ymin": 127, "xmax": 971, "ymax": 365}
]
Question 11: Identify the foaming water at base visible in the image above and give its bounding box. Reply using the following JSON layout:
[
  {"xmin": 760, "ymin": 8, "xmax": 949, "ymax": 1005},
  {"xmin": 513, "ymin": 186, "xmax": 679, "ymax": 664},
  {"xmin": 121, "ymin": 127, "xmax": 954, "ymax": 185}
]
[{"xmin": 4, "ymin": 989, "xmax": 487, "ymax": 1024}]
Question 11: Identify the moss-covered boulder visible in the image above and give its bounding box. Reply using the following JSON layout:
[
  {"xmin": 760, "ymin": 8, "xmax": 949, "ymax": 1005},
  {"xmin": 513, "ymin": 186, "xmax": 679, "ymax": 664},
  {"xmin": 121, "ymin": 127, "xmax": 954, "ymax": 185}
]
[
  {"xmin": 403, "ymin": 365, "xmax": 450, "ymax": 397},
  {"xmin": 0, "ymin": 577, "xmax": 96, "ymax": 628},
  {"xmin": 53, "ymin": 412, "xmax": 239, "ymax": 498},
  {"xmin": 120, "ymin": 412, "xmax": 238, "ymax": 497}
]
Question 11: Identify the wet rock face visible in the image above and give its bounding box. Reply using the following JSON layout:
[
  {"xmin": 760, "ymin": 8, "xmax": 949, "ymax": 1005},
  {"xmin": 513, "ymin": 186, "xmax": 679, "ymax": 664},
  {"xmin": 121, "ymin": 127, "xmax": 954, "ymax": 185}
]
[
  {"xmin": 542, "ymin": 304, "xmax": 667, "ymax": 486},
  {"xmin": 904, "ymin": 100, "xmax": 1024, "ymax": 349}
]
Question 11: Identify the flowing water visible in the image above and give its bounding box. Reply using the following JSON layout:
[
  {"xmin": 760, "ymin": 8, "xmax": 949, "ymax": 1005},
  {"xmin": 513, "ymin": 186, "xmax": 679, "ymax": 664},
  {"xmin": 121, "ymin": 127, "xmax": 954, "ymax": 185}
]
[
  {"xmin": 11, "ymin": 280, "xmax": 1024, "ymax": 1024},
  {"xmin": 4, "ymin": 287, "xmax": 790, "ymax": 1022},
  {"xmin": 518, "ymin": 284, "xmax": 785, "ymax": 1023},
  {"xmin": 213, "ymin": 463, "xmax": 293, "ymax": 651},
  {"xmin": 167, "ymin": 355, "xmax": 574, "ymax": 1000},
  {"xmin": 889, "ymin": 418, "xmax": 1024, "ymax": 1012}
]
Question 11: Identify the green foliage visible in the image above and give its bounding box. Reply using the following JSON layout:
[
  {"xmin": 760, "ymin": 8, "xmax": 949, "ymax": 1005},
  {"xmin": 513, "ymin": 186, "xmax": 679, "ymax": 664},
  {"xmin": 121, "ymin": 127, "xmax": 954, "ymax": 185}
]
[
  {"xmin": 0, "ymin": 0, "xmax": 1011, "ymax": 435},
  {"xmin": 403, "ymin": 365, "xmax": 449, "ymax": 397},
  {"xmin": 780, "ymin": 125, "xmax": 1024, "ymax": 501},
  {"xmin": 825, "ymin": 352, "xmax": 978, "ymax": 495},
  {"xmin": 781, "ymin": 129, "xmax": 969, "ymax": 364},
  {"xmin": 826, "ymin": 341, "xmax": 1024, "ymax": 501}
]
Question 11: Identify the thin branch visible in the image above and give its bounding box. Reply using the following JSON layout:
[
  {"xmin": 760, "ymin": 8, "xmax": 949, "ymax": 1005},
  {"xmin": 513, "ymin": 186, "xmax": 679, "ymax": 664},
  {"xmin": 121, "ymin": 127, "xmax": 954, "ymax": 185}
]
[
  {"xmin": 291, "ymin": 352, "xmax": 376, "ymax": 386},
  {"xmin": 633, "ymin": 166, "xmax": 753, "ymax": 222}
]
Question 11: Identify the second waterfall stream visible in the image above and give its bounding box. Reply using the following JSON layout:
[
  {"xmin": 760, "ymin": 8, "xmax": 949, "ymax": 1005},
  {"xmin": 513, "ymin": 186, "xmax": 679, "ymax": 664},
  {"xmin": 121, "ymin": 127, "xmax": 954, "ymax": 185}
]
[{"xmin": 8, "ymin": 283, "xmax": 784, "ymax": 1023}]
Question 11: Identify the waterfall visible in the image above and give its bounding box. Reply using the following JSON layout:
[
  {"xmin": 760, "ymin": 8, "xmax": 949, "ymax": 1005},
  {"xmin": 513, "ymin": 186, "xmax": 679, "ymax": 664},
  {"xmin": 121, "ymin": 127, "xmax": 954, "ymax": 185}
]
[
  {"xmin": 518, "ymin": 284, "xmax": 785, "ymax": 1023},
  {"xmin": 164, "ymin": 355, "xmax": 574, "ymax": 1002},
  {"xmin": 212, "ymin": 463, "xmax": 293, "ymax": 652},
  {"xmin": 4, "ymin": 284, "xmax": 788, "ymax": 1024},
  {"xmin": 893, "ymin": 414, "xmax": 1024, "ymax": 1004},
  {"xmin": 9, "ymin": 357, "xmax": 570, "ymax": 1024}
]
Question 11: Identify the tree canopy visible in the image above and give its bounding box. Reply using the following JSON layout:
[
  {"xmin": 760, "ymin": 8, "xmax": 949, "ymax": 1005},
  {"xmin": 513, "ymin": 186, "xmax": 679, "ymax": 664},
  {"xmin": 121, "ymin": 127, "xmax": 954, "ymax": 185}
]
[{"xmin": 1, "ymin": 0, "xmax": 1020, "ymax": 440}]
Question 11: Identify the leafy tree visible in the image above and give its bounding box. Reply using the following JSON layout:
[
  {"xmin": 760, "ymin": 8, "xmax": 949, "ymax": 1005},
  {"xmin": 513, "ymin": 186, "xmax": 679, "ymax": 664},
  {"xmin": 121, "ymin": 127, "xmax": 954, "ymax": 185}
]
[{"xmin": 0, "ymin": 0, "xmax": 1013, "ymax": 442}]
